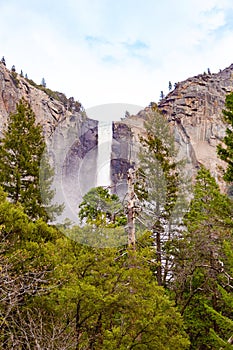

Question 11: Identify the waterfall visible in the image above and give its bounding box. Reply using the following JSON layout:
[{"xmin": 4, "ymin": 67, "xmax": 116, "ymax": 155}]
[{"xmin": 96, "ymin": 120, "xmax": 112, "ymax": 187}]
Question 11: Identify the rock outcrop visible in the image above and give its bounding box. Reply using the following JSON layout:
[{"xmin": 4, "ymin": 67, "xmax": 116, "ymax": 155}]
[
  {"xmin": 0, "ymin": 60, "xmax": 232, "ymax": 206},
  {"xmin": 111, "ymin": 64, "xmax": 233, "ymax": 191},
  {"xmin": 159, "ymin": 65, "xmax": 233, "ymax": 181},
  {"xmin": 0, "ymin": 61, "xmax": 98, "ymax": 166},
  {"xmin": 0, "ymin": 62, "xmax": 85, "ymax": 137},
  {"xmin": 0, "ymin": 62, "xmax": 98, "ymax": 222}
]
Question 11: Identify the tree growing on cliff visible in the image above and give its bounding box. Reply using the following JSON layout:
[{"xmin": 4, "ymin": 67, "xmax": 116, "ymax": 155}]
[
  {"xmin": 41, "ymin": 77, "xmax": 46, "ymax": 87},
  {"xmin": 160, "ymin": 90, "xmax": 164, "ymax": 100},
  {"xmin": 0, "ymin": 98, "xmax": 63, "ymax": 221},
  {"xmin": 217, "ymin": 92, "xmax": 233, "ymax": 183},
  {"xmin": 1, "ymin": 56, "xmax": 6, "ymax": 66}
]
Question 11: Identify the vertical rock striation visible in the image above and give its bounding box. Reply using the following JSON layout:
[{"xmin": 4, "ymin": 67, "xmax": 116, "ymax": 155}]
[
  {"xmin": 0, "ymin": 62, "xmax": 98, "ymax": 222},
  {"xmin": 158, "ymin": 64, "xmax": 233, "ymax": 184},
  {"xmin": 110, "ymin": 64, "xmax": 233, "ymax": 192}
]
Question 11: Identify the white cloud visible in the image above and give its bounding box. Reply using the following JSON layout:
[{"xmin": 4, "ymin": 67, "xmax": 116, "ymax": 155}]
[{"xmin": 0, "ymin": 0, "xmax": 233, "ymax": 115}]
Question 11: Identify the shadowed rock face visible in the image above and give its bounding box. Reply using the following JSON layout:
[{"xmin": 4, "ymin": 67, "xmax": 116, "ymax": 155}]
[
  {"xmin": 0, "ymin": 63, "xmax": 98, "ymax": 220},
  {"xmin": 111, "ymin": 65, "xmax": 233, "ymax": 192},
  {"xmin": 0, "ymin": 62, "xmax": 98, "ymax": 169}
]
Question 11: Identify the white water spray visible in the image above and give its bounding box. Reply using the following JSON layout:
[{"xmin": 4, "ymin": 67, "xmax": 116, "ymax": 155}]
[{"xmin": 96, "ymin": 120, "xmax": 112, "ymax": 187}]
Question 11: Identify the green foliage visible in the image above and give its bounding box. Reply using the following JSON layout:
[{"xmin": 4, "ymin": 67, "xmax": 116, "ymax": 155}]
[
  {"xmin": 184, "ymin": 166, "xmax": 233, "ymax": 231},
  {"xmin": 10, "ymin": 71, "xmax": 19, "ymax": 87},
  {"xmin": 0, "ymin": 187, "xmax": 61, "ymax": 348},
  {"xmin": 136, "ymin": 106, "xmax": 187, "ymax": 286},
  {"xmin": 171, "ymin": 166, "xmax": 233, "ymax": 349},
  {"xmin": 40, "ymin": 241, "xmax": 190, "ymax": 350},
  {"xmin": 64, "ymin": 223, "xmax": 127, "ymax": 248},
  {"xmin": 217, "ymin": 92, "xmax": 233, "ymax": 182},
  {"xmin": 0, "ymin": 185, "xmax": 189, "ymax": 349},
  {"xmin": 79, "ymin": 186, "xmax": 127, "ymax": 228},
  {"xmin": 0, "ymin": 98, "xmax": 62, "ymax": 221}
]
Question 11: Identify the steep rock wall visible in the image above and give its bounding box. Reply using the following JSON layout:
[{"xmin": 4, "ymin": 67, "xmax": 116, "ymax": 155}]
[
  {"xmin": 159, "ymin": 64, "xmax": 233, "ymax": 181},
  {"xmin": 111, "ymin": 64, "xmax": 233, "ymax": 191},
  {"xmin": 0, "ymin": 63, "xmax": 98, "ymax": 220}
]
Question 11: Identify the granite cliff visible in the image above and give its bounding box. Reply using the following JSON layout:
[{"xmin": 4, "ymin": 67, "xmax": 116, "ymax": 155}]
[
  {"xmin": 0, "ymin": 62, "xmax": 98, "ymax": 220},
  {"xmin": 112, "ymin": 64, "xmax": 233, "ymax": 191},
  {"xmin": 0, "ymin": 61, "xmax": 98, "ymax": 179},
  {"xmin": 0, "ymin": 60, "xmax": 232, "ymax": 204}
]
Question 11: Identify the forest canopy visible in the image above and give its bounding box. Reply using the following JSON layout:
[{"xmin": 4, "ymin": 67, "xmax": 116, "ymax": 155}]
[{"xmin": 0, "ymin": 95, "xmax": 232, "ymax": 349}]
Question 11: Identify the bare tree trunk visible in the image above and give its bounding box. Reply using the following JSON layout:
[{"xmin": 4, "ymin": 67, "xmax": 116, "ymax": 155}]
[
  {"xmin": 156, "ymin": 230, "xmax": 162, "ymax": 286},
  {"xmin": 75, "ymin": 301, "xmax": 81, "ymax": 350},
  {"xmin": 127, "ymin": 168, "xmax": 136, "ymax": 250}
]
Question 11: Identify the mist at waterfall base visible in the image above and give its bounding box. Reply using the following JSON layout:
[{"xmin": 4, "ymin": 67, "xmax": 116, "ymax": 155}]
[
  {"xmin": 40, "ymin": 102, "xmax": 193, "ymax": 247},
  {"xmin": 39, "ymin": 103, "xmax": 144, "ymax": 246}
]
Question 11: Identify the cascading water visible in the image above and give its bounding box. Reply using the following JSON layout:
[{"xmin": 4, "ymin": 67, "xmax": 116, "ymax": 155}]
[{"xmin": 96, "ymin": 120, "xmax": 112, "ymax": 188}]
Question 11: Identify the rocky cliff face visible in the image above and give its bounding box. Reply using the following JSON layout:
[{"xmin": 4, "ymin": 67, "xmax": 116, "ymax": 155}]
[
  {"xmin": 0, "ymin": 62, "xmax": 98, "ymax": 222},
  {"xmin": 159, "ymin": 65, "xmax": 233, "ymax": 180},
  {"xmin": 111, "ymin": 116, "xmax": 145, "ymax": 197},
  {"xmin": 0, "ymin": 61, "xmax": 97, "ymax": 137},
  {"xmin": 0, "ymin": 61, "xmax": 98, "ymax": 162},
  {"xmin": 0, "ymin": 60, "xmax": 232, "ymax": 205},
  {"xmin": 111, "ymin": 64, "xmax": 233, "ymax": 191}
]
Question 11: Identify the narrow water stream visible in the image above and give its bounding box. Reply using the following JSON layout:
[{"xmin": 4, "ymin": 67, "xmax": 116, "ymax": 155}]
[{"xmin": 96, "ymin": 120, "xmax": 112, "ymax": 187}]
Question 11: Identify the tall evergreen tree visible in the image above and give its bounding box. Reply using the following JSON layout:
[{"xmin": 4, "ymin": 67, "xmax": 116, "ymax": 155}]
[
  {"xmin": 172, "ymin": 166, "xmax": 233, "ymax": 349},
  {"xmin": 217, "ymin": 92, "xmax": 233, "ymax": 182},
  {"xmin": 136, "ymin": 104, "xmax": 186, "ymax": 286},
  {"xmin": 0, "ymin": 98, "xmax": 62, "ymax": 221},
  {"xmin": 0, "ymin": 185, "xmax": 189, "ymax": 349}
]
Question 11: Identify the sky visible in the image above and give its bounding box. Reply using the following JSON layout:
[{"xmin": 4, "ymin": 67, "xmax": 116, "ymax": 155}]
[{"xmin": 1, "ymin": 0, "xmax": 233, "ymax": 119}]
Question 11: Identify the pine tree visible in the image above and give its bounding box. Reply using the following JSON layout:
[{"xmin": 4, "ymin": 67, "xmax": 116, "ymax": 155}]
[
  {"xmin": 42, "ymin": 237, "xmax": 190, "ymax": 349},
  {"xmin": 136, "ymin": 105, "xmax": 185, "ymax": 286},
  {"xmin": 168, "ymin": 81, "xmax": 172, "ymax": 91},
  {"xmin": 41, "ymin": 77, "xmax": 46, "ymax": 87},
  {"xmin": 172, "ymin": 166, "xmax": 233, "ymax": 349},
  {"xmin": 0, "ymin": 98, "xmax": 62, "ymax": 221},
  {"xmin": 217, "ymin": 92, "xmax": 233, "ymax": 182},
  {"xmin": 160, "ymin": 90, "xmax": 164, "ymax": 100},
  {"xmin": 1, "ymin": 56, "xmax": 6, "ymax": 66}
]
